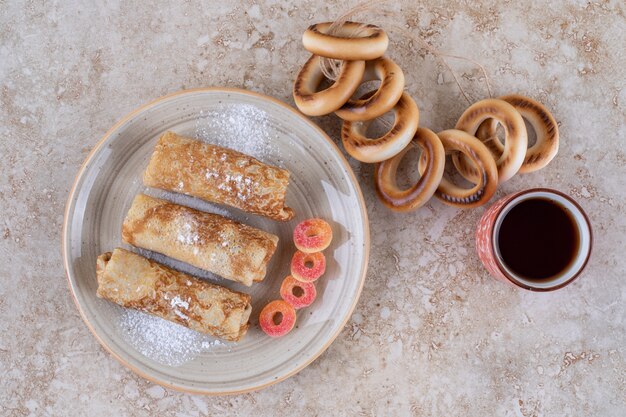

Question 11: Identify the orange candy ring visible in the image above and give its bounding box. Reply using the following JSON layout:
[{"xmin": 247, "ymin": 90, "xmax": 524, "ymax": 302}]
[
  {"xmin": 280, "ymin": 276, "xmax": 317, "ymax": 309},
  {"xmin": 291, "ymin": 251, "xmax": 326, "ymax": 283},
  {"xmin": 293, "ymin": 218, "xmax": 333, "ymax": 253},
  {"xmin": 259, "ymin": 300, "xmax": 296, "ymax": 338}
]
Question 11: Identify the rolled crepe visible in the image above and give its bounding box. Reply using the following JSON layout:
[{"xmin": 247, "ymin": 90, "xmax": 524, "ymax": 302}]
[
  {"xmin": 96, "ymin": 248, "xmax": 252, "ymax": 342},
  {"xmin": 122, "ymin": 194, "xmax": 278, "ymax": 286},
  {"xmin": 143, "ymin": 131, "xmax": 295, "ymax": 221}
]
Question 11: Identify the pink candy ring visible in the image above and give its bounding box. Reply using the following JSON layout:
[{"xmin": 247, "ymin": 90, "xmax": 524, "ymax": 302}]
[
  {"xmin": 259, "ymin": 300, "xmax": 297, "ymax": 338},
  {"xmin": 291, "ymin": 250, "xmax": 326, "ymax": 283},
  {"xmin": 280, "ymin": 276, "xmax": 317, "ymax": 309},
  {"xmin": 293, "ymin": 218, "xmax": 333, "ymax": 253}
]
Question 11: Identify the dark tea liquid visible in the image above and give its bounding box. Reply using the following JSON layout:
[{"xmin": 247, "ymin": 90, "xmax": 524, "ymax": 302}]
[{"xmin": 497, "ymin": 198, "xmax": 580, "ymax": 280}]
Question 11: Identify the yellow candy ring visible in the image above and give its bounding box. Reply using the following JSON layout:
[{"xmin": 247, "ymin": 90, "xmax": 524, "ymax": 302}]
[
  {"xmin": 342, "ymin": 91, "xmax": 419, "ymax": 163},
  {"xmin": 293, "ymin": 54, "xmax": 365, "ymax": 116},
  {"xmin": 302, "ymin": 21, "xmax": 388, "ymax": 61},
  {"xmin": 418, "ymin": 129, "xmax": 498, "ymax": 208},
  {"xmin": 335, "ymin": 57, "xmax": 405, "ymax": 122},
  {"xmin": 453, "ymin": 98, "xmax": 527, "ymax": 183},
  {"xmin": 374, "ymin": 127, "xmax": 445, "ymax": 212}
]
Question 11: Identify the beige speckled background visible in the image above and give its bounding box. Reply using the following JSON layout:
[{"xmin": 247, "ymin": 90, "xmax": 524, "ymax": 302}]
[{"xmin": 1, "ymin": 0, "xmax": 625, "ymax": 416}]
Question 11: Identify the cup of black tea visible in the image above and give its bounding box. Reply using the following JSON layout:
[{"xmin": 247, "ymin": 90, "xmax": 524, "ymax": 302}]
[{"xmin": 476, "ymin": 188, "xmax": 592, "ymax": 291}]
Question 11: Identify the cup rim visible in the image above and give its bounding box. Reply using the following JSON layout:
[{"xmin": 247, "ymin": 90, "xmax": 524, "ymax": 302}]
[{"xmin": 490, "ymin": 188, "xmax": 593, "ymax": 292}]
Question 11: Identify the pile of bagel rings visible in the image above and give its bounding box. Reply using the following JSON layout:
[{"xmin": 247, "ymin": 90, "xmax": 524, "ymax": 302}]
[{"xmin": 293, "ymin": 22, "xmax": 560, "ymax": 211}]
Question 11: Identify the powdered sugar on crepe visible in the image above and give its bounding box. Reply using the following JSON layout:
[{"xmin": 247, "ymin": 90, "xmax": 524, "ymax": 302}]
[
  {"xmin": 194, "ymin": 103, "xmax": 282, "ymax": 165},
  {"xmin": 176, "ymin": 217, "xmax": 201, "ymax": 246},
  {"xmin": 119, "ymin": 309, "xmax": 228, "ymax": 367},
  {"xmin": 113, "ymin": 104, "xmax": 283, "ymax": 365}
]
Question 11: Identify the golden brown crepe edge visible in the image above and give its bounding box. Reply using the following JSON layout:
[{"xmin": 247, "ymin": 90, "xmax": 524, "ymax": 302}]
[
  {"xmin": 95, "ymin": 248, "xmax": 253, "ymax": 342},
  {"xmin": 143, "ymin": 131, "xmax": 296, "ymax": 222},
  {"xmin": 121, "ymin": 194, "xmax": 279, "ymax": 285}
]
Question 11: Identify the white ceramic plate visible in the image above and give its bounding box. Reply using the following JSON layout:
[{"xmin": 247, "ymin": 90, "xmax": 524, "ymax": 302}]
[{"xmin": 63, "ymin": 88, "xmax": 369, "ymax": 395}]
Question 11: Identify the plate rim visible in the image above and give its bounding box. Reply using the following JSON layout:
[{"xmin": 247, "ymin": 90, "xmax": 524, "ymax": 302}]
[{"xmin": 62, "ymin": 87, "xmax": 370, "ymax": 395}]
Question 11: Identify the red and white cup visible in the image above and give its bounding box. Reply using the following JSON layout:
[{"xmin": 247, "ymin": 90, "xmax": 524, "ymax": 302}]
[{"xmin": 476, "ymin": 188, "xmax": 592, "ymax": 291}]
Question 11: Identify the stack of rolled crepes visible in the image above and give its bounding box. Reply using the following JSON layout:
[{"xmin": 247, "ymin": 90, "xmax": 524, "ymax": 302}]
[{"xmin": 96, "ymin": 131, "xmax": 293, "ymax": 342}]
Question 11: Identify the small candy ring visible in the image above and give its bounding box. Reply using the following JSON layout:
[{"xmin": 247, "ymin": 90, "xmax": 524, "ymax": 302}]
[
  {"xmin": 259, "ymin": 300, "xmax": 297, "ymax": 338},
  {"xmin": 342, "ymin": 91, "xmax": 420, "ymax": 163},
  {"xmin": 470, "ymin": 94, "xmax": 559, "ymax": 174},
  {"xmin": 418, "ymin": 129, "xmax": 498, "ymax": 208},
  {"xmin": 374, "ymin": 127, "xmax": 445, "ymax": 212},
  {"xmin": 293, "ymin": 218, "xmax": 333, "ymax": 253},
  {"xmin": 280, "ymin": 276, "xmax": 317, "ymax": 309},
  {"xmin": 302, "ymin": 21, "xmax": 389, "ymax": 61},
  {"xmin": 293, "ymin": 54, "xmax": 365, "ymax": 116},
  {"xmin": 291, "ymin": 251, "xmax": 326, "ymax": 283},
  {"xmin": 335, "ymin": 57, "xmax": 405, "ymax": 121},
  {"xmin": 453, "ymin": 98, "xmax": 527, "ymax": 183}
]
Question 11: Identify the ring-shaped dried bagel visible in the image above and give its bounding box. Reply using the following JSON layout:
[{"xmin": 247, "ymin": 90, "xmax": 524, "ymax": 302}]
[
  {"xmin": 302, "ymin": 21, "xmax": 389, "ymax": 61},
  {"xmin": 418, "ymin": 129, "xmax": 498, "ymax": 208},
  {"xmin": 335, "ymin": 57, "xmax": 405, "ymax": 121},
  {"xmin": 342, "ymin": 91, "xmax": 419, "ymax": 163},
  {"xmin": 374, "ymin": 127, "xmax": 445, "ymax": 212},
  {"xmin": 293, "ymin": 55, "xmax": 365, "ymax": 116},
  {"xmin": 467, "ymin": 94, "xmax": 559, "ymax": 174},
  {"xmin": 453, "ymin": 98, "xmax": 527, "ymax": 183}
]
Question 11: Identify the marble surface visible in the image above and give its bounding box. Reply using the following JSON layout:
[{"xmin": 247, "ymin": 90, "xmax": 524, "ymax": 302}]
[{"xmin": 1, "ymin": 0, "xmax": 624, "ymax": 415}]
